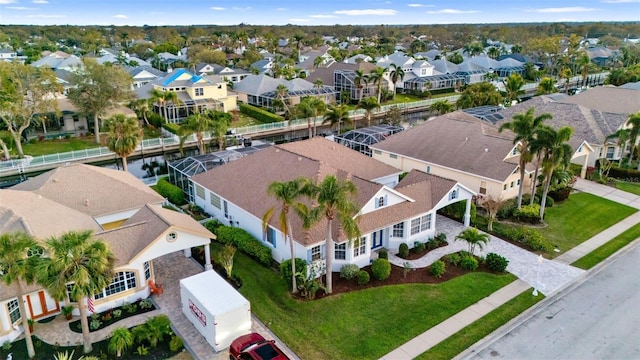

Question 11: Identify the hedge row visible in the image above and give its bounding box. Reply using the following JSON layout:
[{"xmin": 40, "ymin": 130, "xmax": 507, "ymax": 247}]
[
  {"xmin": 215, "ymin": 226, "xmax": 272, "ymax": 266},
  {"xmin": 155, "ymin": 177, "xmax": 186, "ymax": 205},
  {"xmin": 608, "ymin": 167, "xmax": 640, "ymax": 182},
  {"xmin": 162, "ymin": 123, "xmax": 181, "ymax": 135},
  {"xmin": 239, "ymin": 103, "xmax": 284, "ymax": 124}
]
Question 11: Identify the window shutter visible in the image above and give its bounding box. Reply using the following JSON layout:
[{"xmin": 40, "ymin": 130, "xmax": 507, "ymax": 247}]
[
  {"xmin": 374, "ymin": 197, "xmax": 379, "ymax": 209},
  {"xmin": 307, "ymin": 249, "xmax": 312, "ymax": 262},
  {"xmin": 321, "ymin": 244, "xmax": 326, "ymax": 259},
  {"xmin": 384, "ymin": 194, "xmax": 388, "ymax": 206}
]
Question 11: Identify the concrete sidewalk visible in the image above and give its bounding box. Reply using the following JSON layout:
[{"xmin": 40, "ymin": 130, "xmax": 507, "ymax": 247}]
[{"xmin": 380, "ymin": 180, "xmax": 640, "ymax": 360}]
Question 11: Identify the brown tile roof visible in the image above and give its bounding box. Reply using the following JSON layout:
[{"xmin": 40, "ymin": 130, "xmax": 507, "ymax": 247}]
[
  {"xmin": 12, "ymin": 164, "xmax": 164, "ymax": 217},
  {"xmin": 0, "ymin": 189, "xmax": 102, "ymax": 239},
  {"xmin": 277, "ymin": 137, "xmax": 401, "ymax": 180},
  {"xmin": 371, "ymin": 111, "xmax": 520, "ymax": 181}
]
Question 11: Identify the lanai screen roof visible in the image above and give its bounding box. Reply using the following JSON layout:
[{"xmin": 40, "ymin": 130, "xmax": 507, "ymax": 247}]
[
  {"xmin": 334, "ymin": 125, "xmax": 404, "ymax": 146},
  {"xmin": 170, "ymin": 143, "xmax": 272, "ymax": 177},
  {"xmin": 462, "ymin": 105, "xmax": 505, "ymax": 124},
  {"xmin": 261, "ymin": 86, "xmax": 337, "ymax": 98},
  {"xmin": 404, "ymin": 74, "xmax": 465, "ymax": 84}
]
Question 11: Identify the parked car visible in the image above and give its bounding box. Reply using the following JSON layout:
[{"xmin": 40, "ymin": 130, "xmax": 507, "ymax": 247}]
[{"xmin": 229, "ymin": 333, "xmax": 290, "ymax": 360}]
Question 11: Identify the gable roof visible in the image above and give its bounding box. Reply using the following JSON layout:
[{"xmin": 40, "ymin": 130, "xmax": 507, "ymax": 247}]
[
  {"xmin": 559, "ymin": 86, "xmax": 640, "ymax": 115},
  {"xmin": 12, "ymin": 164, "xmax": 164, "ymax": 217},
  {"xmin": 371, "ymin": 111, "xmax": 521, "ymax": 181},
  {"xmin": 233, "ymin": 74, "xmax": 287, "ymax": 95}
]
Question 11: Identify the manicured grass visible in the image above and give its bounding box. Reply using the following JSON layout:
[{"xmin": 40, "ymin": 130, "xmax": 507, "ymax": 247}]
[
  {"xmin": 232, "ymin": 250, "xmax": 516, "ymax": 360},
  {"xmin": 18, "ymin": 138, "xmax": 101, "ymax": 157},
  {"xmin": 415, "ymin": 289, "xmax": 544, "ymax": 360},
  {"xmin": 615, "ymin": 181, "xmax": 640, "ymax": 196},
  {"xmin": 538, "ymin": 192, "xmax": 637, "ymax": 257},
  {"xmin": 572, "ymin": 223, "xmax": 640, "ymax": 269}
]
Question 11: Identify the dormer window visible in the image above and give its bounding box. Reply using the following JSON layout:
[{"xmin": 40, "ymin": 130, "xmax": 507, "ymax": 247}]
[
  {"xmin": 449, "ymin": 189, "xmax": 458, "ymax": 200},
  {"xmin": 375, "ymin": 195, "xmax": 388, "ymax": 209},
  {"xmin": 511, "ymin": 147, "xmax": 518, "ymax": 155}
]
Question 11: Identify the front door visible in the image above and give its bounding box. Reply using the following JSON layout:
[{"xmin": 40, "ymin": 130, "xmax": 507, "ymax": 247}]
[
  {"xmin": 26, "ymin": 290, "xmax": 59, "ymax": 320},
  {"xmin": 371, "ymin": 230, "xmax": 383, "ymax": 249}
]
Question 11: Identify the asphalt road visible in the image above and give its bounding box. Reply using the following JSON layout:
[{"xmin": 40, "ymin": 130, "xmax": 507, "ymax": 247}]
[{"xmin": 467, "ymin": 241, "xmax": 640, "ymax": 360}]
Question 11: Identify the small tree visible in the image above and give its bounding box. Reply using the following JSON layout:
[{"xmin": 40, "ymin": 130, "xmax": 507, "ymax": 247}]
[
  {"xmin": 482, "ymin": 196, "xmax": 505, "ymax": 232},
  {"xmin": 109, "ymin": 327, "xmax": 134, "ymax": 358},
  {"xmin": 104, "ymin": 114, "xmax": 142, "ymax": 172},
  {"xmin": 216, "ymin": 245, "xmax": 236, "ymax": 279},
  {"xmin": 455, "ymin": 228, "xmax": 490, "ymax": 256}
]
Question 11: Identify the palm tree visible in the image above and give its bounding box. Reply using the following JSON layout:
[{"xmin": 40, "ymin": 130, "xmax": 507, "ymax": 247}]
[
  {"xmin": 104, "ymin": 114, "xmax": 142, "ymax": 172},
  {"xmin": 275, "ymin": 84, "xmax": 291, "ymax": 116},
  {"xmin": 0, "ymin": 232, "xmax": 41, "ymax": 358},
  {"xmin": 292, "ymin": 33, "xmax": 305, "ymax": 61},
  {"xmin": 536, "ymin": 77, "xmax": 557, "ymax": 95},
  {"xmin": 536, "ymin": 125, "xmax": 574, "ymax": 219},
  {"xmin": 128, "ymin": 99, "xmax": 151, "ymax": 126},
  {"xmin": 577, "ymin": 53, "xmax": 591, "ymax": 89},
  {"xmin": 487, "ymin": 47, "xmax": 501, "ymax": 59},
  {"xmin": 301, "ymin": 175, "xmax": 361, "ymax": 294},
  {"xmin": 356, "ymin": 97, "xmax": 380, "ymax": 128},
  {"xmin": 455, "ymin": 228, "xmax": 490, "ymax": 256},
  {"xmin": 463, "ymin": 42, "xmax": 484, "ymax": 57},
  {"xmin": 180, "ymin": 112, "xmax": 213, "ymax": 155},
  {"xmin": 368, "ymin": 66, "xmax": 387, "ymax": 103},
  {"xmin": 499, "ymin": 108, "xmax": 551, "ymax": 209},
  {"xmin": 323, "ymin": 104, "xmax": 352, "ymax": 135},
  {"xmin": 296, "ymin": 96, "xmax": 326, "ymax": 138},
  {"xmin": 430, "ymin": 100, "xmax": 454, "ymax": 115},
  {"xmin": 389, "ymin": 64, "xmax": 405, "ymax": 99},
  {"xmin": 559, "ymin": 68, "xmax": 572, "ymax": 94},
  {"xmin": 502, "ymin": 73, "xmax": 525, "ymax": 105},
  {"xmin": 149, "ymin": 88, "xmax": 179, "ymax": 123},
  {"xmin": 606, "ymin": 128, "xmax": 630, "ymax": 166},
  {"xmin": 207, "ymin": 110, "xmax": 232, "ymax": 151},
  {"xmin": 109, "ymin": 327, "xmax": 134, "ymax": 358},
  {"xmin": 353, "ymin": 69, "xmax": 367, "ymax": 101},
  {"xmin": 263, "ymin": 179, "xmax": 306, "ymax": 293},
  {"xmin": 625, "ymin": 112, "xmax": 640, "ymax": 170},
  {"xmin": 38, "ymin": 230, "xmax": 115, "ymax": 354},
  {"xmin": 313, "ymin": 78, "xmax": 324, "ymax": 89},
  {"xmin": 313, "ymin": 56, "xmax": 324, "ymax": 69}
]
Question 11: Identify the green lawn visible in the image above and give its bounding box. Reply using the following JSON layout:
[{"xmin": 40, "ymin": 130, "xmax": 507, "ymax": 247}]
[
  {"xmin": 19, "ymin": 138, "xmax": 101, "ymax": 156},
  {"xmin": 538, "ymin": 192, "xmax": 637, "ymax": 257},
  {"xmin": 415, "ymin": 289, "xmax": 544, "ymax": 360},
  {"xmin": 615, "ymin": 181, "xmax": 640, "ymax": 196},
  {"xmin": 231, "ymin": 249, "xmax": 516, "ymax": 360},
  {"xmin": 572, "ymin": 223, "xmax": 640, "ymax": 269}
]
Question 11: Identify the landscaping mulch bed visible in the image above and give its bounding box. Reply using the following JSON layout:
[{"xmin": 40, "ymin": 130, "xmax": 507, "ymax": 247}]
[
  {"xmin": 69, "ymin": 298, "xmax": 156, "ymax": 333},
  {"xmin": 398, "ymin": 241, "xmax": 449, "ymax": 260},
  {"xmin": 314, "ymin": 260, "xmax": 501, "ymax": 299}
]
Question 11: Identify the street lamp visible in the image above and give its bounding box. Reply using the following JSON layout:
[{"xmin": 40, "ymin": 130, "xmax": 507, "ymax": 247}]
[{"xmin": 532, "ymin": 254, "xmax": 544, "ymax": 296}]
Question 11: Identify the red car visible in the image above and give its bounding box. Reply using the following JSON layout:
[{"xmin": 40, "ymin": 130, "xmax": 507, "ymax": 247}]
[{"xmin": 229, "ymin": 333, "xmax": 290, "ymax": 360}]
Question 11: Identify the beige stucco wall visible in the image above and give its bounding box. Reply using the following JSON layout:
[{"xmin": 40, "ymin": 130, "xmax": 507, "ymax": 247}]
[{"xmin": 372, "ymin": 150, "xmax": 529, "ymax": 200}]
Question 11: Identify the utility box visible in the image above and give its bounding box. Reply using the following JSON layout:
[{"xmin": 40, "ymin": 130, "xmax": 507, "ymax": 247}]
[{"xmin": 180, "ymin": 271, "xmax": 251, "ymax": 352}]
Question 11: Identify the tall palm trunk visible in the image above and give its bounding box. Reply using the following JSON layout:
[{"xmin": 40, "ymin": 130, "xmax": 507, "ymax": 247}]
[
  {"xmin": 307, "ymin": 118, "xmax": 312, "ymax": 139},
  {"xmin": 287, "ymin": 217, "xmax": 297, "ymax": 293},
  {"xmin": 17, "ymin": 282, "xmax": 36, "ymax": 358},
  {"xmin": 324, "ymin": 217, "xmax": 334, "ymax": 294},
  {"xmin": 79, "ymin": 297, "xmax": 92, "ymax": 353},
  {"xmin": 530, "ymin": 159, "xmax": 541, "ymax": 205},
  {"xmin": 516, "ymin": 163, "xmax": 525, "ymax": 209},
  {"xmin": 539, "ymin": 172, "xmax": 553, "ymax": 219},
  {"xmin": 122, "ymin": 157, "xmax": 129, "ymax": 172}
]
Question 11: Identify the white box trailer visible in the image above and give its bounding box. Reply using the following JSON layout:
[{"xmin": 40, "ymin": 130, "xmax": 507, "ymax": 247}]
[{"xmin": 180, "ymin": 270, "xmax": 251, "ymax": 352}]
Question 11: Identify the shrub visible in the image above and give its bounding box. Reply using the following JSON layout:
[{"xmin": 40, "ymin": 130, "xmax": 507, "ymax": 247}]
[
  {"xmin": 497, "ymin": 198, "xmax": 517, "ymax": 219},
  {"xmin": 279, "ymin": 258, "xmax": 307, "ymax": 289},
  {"xmin": 443, "ymin": 252, "xmax": 461, "ymax": 266},
  {"xmin": 2, "ymin": 341, "xmax": 11, "ymax": 351},
  {"xmin": 216, "ymin": 226, "xmax": 272, "ymax": 266},
  {"xmin": 544, "ymin": 196, "xmax": 555, "ymax": 207},
  {"xmin": 413, "ymin": 241, "xmax": 426, "ymax": 253},
  {"xmin": 357, "ymin": 270, "xmax": 370, "ymax": 285},
  {"xmin": 460, "ymin": 255, "xmax": 479, "ymax": 271},
  {"xmin": 505, "ymin": 227, "xmax": 554, "ymax": 253},
  {"xmin": 136, "ymin": 345, "xmax": 149, "ymax": 356},
  {"xmin": 514, "ymin": 204, "xmax": 541, "ymax": 224},
  {"xmin": 371, "ymin": 258, "xmax": 391, "ymax": 281},
  {"xmin": 112, "ymin": 309, "xmax": 122, "ymax": 318},
  {"xmin": 398, "ymin": 243, "xmax": 410, "ymax": 258},
  {"xmin": 161, "ymin": 123, "xmax": 181, "ymax": 135},
  {"xmin": 340, "ymin": 264, "xmax": 361, "ymax": 280},
  {"xmin": 90, "ymin": 319, "xmax": 102, "ymax": 330},
  {"xmin": 440, "ymin": 201, "xmax": 476, "ymax": 225},
  {"xmin": 140, "ymin": 299, "xmax": 153, "ymax": 309},
  {"xmin": 169, "ymin": 336, "xmax": 184, "ymax": 352},
  {"xmin": 203, "ymin": 219, "xmax": 224, "ymax": 233},
  {"xmin": 485, "ymin": 253, "xmax": 509, "ymax": 272},
  {"xmin": 378, "ymin": 249, "xmax": 388, "ymax": 260},
  {"xmin": 435, "ymin": 232, "xmax": 447, "ymax": 243},
  {"xmin": 155, "ymin": 177, "xmax": 186, "ymax": 205},
  {"xmin": 239, "ymin": 103, "xmax": 284, "ymax": 123},
  {"xmin": 430, "ymin": 260, "xmax": 446, "ymax": 277}
]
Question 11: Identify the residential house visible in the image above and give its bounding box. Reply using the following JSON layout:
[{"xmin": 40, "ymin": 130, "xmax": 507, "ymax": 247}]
[
  {"xmin": 0, "ymin": 164, "xmax": 214, "ymax": 344},
  {"xmin": 137, "ymin": 68, "xmax": 237, "ymax": 123},
  {"xmin": 195, "ymin": 63, "xmax": 249, "ymax": 83},
  {"xmin": 233, "ymin": 74, "xmax": 337, "ymax": 109},
  {"xmin": 47, "ymin": 97, "xmax": 137, "ymax": 137},
  {"xmin": 586, "ymin": 46, "xmax": 618, "ymax": 67},
  {"xmin": 370, "ymin": 111, "xmax": 535, "ymax": 201},
  {"xmin": 190, "ymin": 137, "xmax": 474, "ymax": 272},
  {"xmin": 128, "ymin": 65, "xmax": 166, "ymax": 89},
  {"xmin": 31, "ymin": 51, "xmax": 83, "ymax": 71},
  {"xmin": 498, "ymin": 87, "xmax": 639, "ymax": 168},
  {"xmin": 0, "ymin": 48, "xmax": 26, "ymax": 63},
  {"xmin": 343, "ymin": 54, "xmax": 373, "ymax": 64},
  {"xmin": 331, "ymin": 62, "xmax": 384, "ymax": 103},
  {"xmin": 297, "ymin": 45, "xmax": 336, "ymax": 74}
]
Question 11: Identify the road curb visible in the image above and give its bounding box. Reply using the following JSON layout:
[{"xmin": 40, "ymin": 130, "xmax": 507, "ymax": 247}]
[{"xmin": 454, "ymin": 236, "xmax": 640, "ymax": 360}]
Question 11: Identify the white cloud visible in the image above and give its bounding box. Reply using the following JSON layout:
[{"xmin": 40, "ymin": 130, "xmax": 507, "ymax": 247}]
[
  {"xmin": 210, "ymin": 7, "xmax": 225, "ymax": 11},
  {"xmin": 8, "ymin": 6, "xmax": 36, "ymax": 10},
  {"xmin": 526, "ymin": 7, "xmax": 597, "ymax": 13},
  {"xmin": 0, "ymin": 0, "xmax": 17, "ymax": 4},
  {"xmin": 32, "ymin": 0, "xmax": 48, "ymax": 3},
  {"xmin": 334, "ymin": 9, "xmax": 397, "ymax": 16},
  {"xmin": 309, "ymin": 14, "xmax": 338, "ymax": 18},
  {"xmin": 602, "ymin": 0, "xmax": 640, "ymax": 3},
  {"xmin": 426, "ymin": 9, "xmax": 480, "ymax": 14},
  {"xmin": 289, "ymin": 18, "xmax": 310, "ymax": 22},
  {"xmin": 114, "ymin": 14, "xmax": 127, "ymax": 18},
  {"xmin": 27, "ymin": 14, "xmax": 65, "ymax": 18},
  {"xmin": 276, "ymin": 7, "xmax": 287, "ymax": 11},
  {"xmin": 232, "ymin": 6, "xmax": 251, "ymax": 11},
  {"xmin": 408, "ymin": 3, "xmax": 424, "ymax": 7}
]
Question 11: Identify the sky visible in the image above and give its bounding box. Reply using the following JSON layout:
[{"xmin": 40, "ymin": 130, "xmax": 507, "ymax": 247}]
[{"xmin": 0, "ymin": 0, "xmax": 639, "ymax": 26}]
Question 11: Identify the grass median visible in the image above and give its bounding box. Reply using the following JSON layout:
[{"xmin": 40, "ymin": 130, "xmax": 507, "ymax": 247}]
[{"xmin": 572, "ymin": 223, "xmax": 640, "ymax": 269}]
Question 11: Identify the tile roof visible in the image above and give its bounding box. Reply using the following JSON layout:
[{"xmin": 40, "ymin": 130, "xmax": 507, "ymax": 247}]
[
  {"xmin": 12, "ymin": 164, "xmax": 164, "ymax": 217},
  {"xmin": 192, "ymin": 138, "xmax": 402, "ymax": 245},
  {"xmin": 371, "ymin": 111, "xmax": 520, "ymax": 181},
  {"xmin": 559, "ymin": 86, "xmax": 640, "ymax": 115}
]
